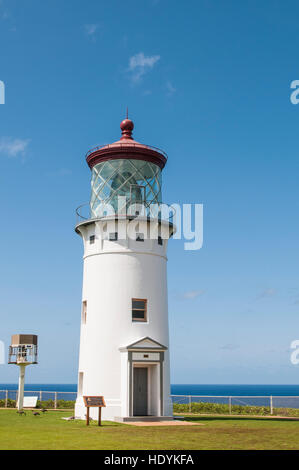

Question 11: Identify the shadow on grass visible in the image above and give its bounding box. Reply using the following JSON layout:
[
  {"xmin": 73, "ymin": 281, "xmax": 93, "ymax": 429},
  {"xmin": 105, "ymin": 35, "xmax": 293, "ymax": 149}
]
[{"xmin": 71, "ymin": 420, "xmax": 124, "ymax": 428}]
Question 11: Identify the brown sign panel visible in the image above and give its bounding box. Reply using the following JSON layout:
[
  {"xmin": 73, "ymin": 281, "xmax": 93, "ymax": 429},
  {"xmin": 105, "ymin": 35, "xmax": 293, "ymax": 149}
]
[{"xmin": 83, "ymin": 396, "xmax": 106, "ymax": 408}]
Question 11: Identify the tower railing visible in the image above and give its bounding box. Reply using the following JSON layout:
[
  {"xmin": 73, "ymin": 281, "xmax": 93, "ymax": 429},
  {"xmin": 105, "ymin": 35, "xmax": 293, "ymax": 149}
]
[
  {"xmin": 75, "ymin": 200, "xmax": 176, "ymax": 225},
  {"xmin": 86, "ymin": 142, "xmax": 168, "ymax": 160}
]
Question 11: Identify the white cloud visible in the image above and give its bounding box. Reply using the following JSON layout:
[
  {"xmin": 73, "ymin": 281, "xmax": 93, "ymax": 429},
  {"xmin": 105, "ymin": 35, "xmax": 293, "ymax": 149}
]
[
  {"xmin": 84, "ymin": 24, "xmax": 98, "ymax": 37},
  {"xmin": 46, "ymin": 168, "xmax": 72, "ymax": 177},
  {"xmin": 256, "ymin": 288, "xmax": 277, "ymax": 300},
  {"xmin": 0, "ymin": 0, "xmax": 10, "ymax": 20},
  {"xmin": 166, "ymin": 81, "xmax": 176, "ymax": 96},
  {"xmin": 219, "ymin": 344, "xmax": 240, "ymax": 351},
  {"xmin": 183, "ymin": 290, "xmax": 205, "ymax": 300},
  {"xmin": 128, "ymin": 52, "xmax": 160, "ymax": 82},
  {"xmin": 0, "ymin": 340, "xmax": 4, "ymax": 364},
  {"xmin": 0, "ymin": 137, "xmax": 30, "ymax": 157}
]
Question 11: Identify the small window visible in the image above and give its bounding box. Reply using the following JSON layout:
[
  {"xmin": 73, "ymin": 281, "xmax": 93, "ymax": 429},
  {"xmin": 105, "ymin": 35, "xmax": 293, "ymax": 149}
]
[
  {"xmin": 78, "ymin": 372, "xmax": 84, "ymax": 396},
  {"xmin": 158, "ymin": 236, "xmax": 163, "ymax": 246},
  {"xmin": 109, "ymin": 232, "xmax": 118, "ymax": 241},
  {"xmin": 136, "ymin": 233, "xmax": 144, "ymax": 242},
  {"xmin": 89, "ymin": 235, "xmax": 95, "ymax": 244},
  {"xmin": 82, "ymin": 301, "xmax": 87, "ymax": 324},
  {"xmin": 132, "ymin": 299, "xmax": 147, "ymax": 322}
]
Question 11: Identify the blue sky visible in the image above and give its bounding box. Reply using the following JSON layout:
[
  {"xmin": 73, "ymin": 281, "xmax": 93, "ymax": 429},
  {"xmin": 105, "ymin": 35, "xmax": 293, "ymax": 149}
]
[{"xmin": 1, "ymin": 0, "xmax": 299, "ymax": 384}]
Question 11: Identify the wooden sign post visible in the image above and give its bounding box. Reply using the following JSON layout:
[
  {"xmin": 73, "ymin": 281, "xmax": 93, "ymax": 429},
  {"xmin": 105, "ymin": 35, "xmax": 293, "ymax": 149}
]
[{"xmin": 83, "ymin": 396, "xmax": 106, "ymax": 426}]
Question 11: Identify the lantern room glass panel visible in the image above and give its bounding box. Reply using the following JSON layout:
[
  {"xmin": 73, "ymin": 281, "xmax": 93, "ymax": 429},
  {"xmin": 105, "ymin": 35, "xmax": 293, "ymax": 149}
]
[{"xmin": 90, "ymin": 159, "xmax": 162, "ymax": 218}]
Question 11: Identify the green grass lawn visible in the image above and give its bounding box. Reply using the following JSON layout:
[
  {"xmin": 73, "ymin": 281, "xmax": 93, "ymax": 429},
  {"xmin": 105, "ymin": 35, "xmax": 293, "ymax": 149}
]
[{"xmin": 1, "ymin": 410, "xmax": 299, "ymax": 450}]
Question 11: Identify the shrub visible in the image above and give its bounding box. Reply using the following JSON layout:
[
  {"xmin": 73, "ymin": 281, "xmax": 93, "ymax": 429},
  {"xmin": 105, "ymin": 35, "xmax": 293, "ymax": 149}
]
[
  {"xmin": 173, "ymin": 402, "xmax": 272, "ymax": 416},
  {"xmin": 0, "ymin": 399, "xmax": 16, "ymax": 408}
]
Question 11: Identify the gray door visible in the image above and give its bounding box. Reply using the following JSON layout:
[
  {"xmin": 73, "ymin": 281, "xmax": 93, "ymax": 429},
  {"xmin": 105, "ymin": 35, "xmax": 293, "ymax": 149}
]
[{"xmin": 133, "ymin": 367, "xmax": 148, "ymax": 416}]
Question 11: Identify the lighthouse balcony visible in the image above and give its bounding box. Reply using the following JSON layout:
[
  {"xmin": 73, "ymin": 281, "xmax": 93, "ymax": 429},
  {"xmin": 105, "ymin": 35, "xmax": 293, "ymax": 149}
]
[
  {"xmin": 86, "ymin": 141, "xmax": 168, "ymax": 164},
  {"xmin": 76, "ymin": 200, "xmax": 175, "ymax": 225}
]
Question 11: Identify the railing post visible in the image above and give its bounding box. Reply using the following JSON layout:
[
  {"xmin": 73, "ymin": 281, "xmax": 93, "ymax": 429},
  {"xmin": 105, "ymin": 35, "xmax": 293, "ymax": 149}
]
[
  {"xmin": 5, "ymin": 390, "xmax": 8, "ymax": 408},
  {"xmin": 39, "ymin": 390, "xmax": 42, "ymax": 405},
  {"xmin": 270, "ymin": 396, "xmax": 273, "ymax": 415},
  {"xmin": 54, "ymin": 392, "xmax": 57, "ymax": 410},
  {"xmin": 189, "ymin": 396, "xmax": 192, "ymax": 413},
  {"xmin": 229, "ymin": 396, "xmax": 232, "ymax": 414}
]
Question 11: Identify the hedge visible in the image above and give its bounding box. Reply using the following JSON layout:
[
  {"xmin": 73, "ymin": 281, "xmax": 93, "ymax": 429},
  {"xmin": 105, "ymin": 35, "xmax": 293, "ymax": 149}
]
[
  {"xmin": 0, "ymin": 399, "xmax": 75, "ymax": 409},
  {"xmin": 2, "ymin": 399, "xmax": 299, "ymax": 416},
  {"xmin": 173, "ymin": 402, "xmax": 299, "ymax": 417}
]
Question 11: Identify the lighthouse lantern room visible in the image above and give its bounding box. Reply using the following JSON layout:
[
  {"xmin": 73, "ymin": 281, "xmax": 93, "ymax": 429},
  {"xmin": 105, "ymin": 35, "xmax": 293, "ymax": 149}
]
[{"xmin": 75, "ymin": 117, "xmax": 174, "ymax": 421}]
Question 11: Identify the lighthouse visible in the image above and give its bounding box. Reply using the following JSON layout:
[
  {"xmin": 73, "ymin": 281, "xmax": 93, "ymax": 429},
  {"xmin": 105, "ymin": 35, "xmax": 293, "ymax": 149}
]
[{"xmin": 74, "ymin": 117, "xmax": 174, "ymax": 421}]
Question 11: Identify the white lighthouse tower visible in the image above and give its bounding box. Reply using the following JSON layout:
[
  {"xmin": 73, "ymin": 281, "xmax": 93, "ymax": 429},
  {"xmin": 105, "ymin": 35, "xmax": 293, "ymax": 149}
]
[{"xmin": 75, "ymin": 117, "xmax": 174, "ymax": 421}]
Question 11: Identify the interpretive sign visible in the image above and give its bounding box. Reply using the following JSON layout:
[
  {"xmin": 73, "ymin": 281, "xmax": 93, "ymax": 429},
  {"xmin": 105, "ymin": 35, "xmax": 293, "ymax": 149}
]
[
  {"xmin": 23, "ymin": 396, "xmax": 38, "ymax": 408},
  {"xmin": 83, "ymin": 396, "xmax": 106, "ymax": 426}
]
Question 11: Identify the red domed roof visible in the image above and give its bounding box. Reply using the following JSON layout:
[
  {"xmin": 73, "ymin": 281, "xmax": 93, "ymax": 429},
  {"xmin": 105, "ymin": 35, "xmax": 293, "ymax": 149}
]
[{"xmin": 86, "ymin": 117, "xmax": 167, "ymax": 170}]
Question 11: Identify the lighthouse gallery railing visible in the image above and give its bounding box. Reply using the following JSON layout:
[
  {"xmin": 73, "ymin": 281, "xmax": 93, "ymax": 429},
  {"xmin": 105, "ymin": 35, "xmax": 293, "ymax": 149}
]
[{"xmin": 75, "ymin": 200, "xmax": 176, "ymax": 225}]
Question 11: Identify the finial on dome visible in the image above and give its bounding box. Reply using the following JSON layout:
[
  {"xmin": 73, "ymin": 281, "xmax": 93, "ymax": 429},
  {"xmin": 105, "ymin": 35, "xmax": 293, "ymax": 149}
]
[{"xmin": 120, "ymin": 112, "xmax": 134, "ymax": 140}]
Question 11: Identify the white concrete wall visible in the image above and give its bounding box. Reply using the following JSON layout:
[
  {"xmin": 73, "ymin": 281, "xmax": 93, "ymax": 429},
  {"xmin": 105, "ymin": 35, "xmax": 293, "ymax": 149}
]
[{"xmin": 75, "ymin": 218, "xmax": 172, "ymax": 420}]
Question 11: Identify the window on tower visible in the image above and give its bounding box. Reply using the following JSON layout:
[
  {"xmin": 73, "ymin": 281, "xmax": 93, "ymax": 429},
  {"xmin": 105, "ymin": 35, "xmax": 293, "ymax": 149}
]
[
  {"xmin": 78, "ymin": 372, "xmax": 84, "ymax": 396},
  {"xmin": 158, "ymin": 236, "xmax": 163, "ymax": 246},
  {"xmin": 89, "ymin": 235, "xmax": 95, "ymax": 244},
  {"xmin": 132, "ymin": 299, "xmax": 147, "ymax": 322},
  {"xmin": 109, "ymin": 232, "xmax": 118, "ymax": 241},
  {"xmin": 136, "ymin": 233, "xmax": 144, "ymax": 242},
  {"xmin": 82, "ymin": 301, "xmax": 87, "ymax": 324}
]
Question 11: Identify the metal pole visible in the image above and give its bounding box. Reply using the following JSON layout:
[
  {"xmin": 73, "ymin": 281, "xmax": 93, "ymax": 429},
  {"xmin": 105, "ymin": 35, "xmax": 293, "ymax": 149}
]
[
  {"xmin": 5, "ymin": 390, "xmax": 8, "ymax": 408},
  {"xmin": 54, "ymin": 392, "xmax": 57, "ymax": 410},
  {"xmin": 189, "ymin": 396, "xmax": 192, "ymax": 413},
  {"xmin": 39, "ymin": 390, "xmax": 42, "ymax": 404},
  {"xmin": 270, "ymin": 396, "xmax": 273, "ymax": 415},
  {"xmin": 229, "ymin": 396, "xmax": 232, "ymax": 414},
  {"xmin": 17, "ymin": 364, "xmax": 26, "ymax": 411}
]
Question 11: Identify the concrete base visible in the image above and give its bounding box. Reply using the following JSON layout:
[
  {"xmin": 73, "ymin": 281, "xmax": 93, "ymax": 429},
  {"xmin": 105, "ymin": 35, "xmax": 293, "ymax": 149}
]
[
  {"xmin": 114, "ymin": 416, "xmax": 173, "ymax": 423},
  {"xmin": 75, "ymin": 397, "xmax": 122, "ymax": 421}
]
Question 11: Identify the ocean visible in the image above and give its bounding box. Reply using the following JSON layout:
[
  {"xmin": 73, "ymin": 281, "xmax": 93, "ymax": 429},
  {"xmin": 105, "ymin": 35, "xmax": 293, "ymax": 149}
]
[{"xmin": 1, "ymin": 383, "xmax": 299, "ymax": 396}]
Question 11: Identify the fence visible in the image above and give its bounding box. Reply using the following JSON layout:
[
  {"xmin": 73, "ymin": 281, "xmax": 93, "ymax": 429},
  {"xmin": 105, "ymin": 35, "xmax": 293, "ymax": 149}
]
[
  {"xmin": 171, "ymin": 395, "xmax": 299, "ymax": 416},
  {"xmin": 0, "ymin": 390, "xmax": 77, "ymax": 409},
  {"xmin": 2, "ymin": 391, "xmax": 299, "ymax": 415}
]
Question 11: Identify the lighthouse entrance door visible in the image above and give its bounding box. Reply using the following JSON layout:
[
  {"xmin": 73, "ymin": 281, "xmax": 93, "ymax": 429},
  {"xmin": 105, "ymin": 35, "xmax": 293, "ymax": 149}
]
[
  {"xmin": 123, "ymin": 337, "xmax": 167, "ymax": 417},
  {"xmin": 133, "ymin": 367, "xmax": 148, "ymax": 416}
]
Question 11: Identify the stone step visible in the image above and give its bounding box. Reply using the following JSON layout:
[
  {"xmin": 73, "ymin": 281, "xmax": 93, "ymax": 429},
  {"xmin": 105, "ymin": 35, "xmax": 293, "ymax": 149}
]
[{"xmin": 114, "ymin": 416, "xmax": 173, "ymax": 423}]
